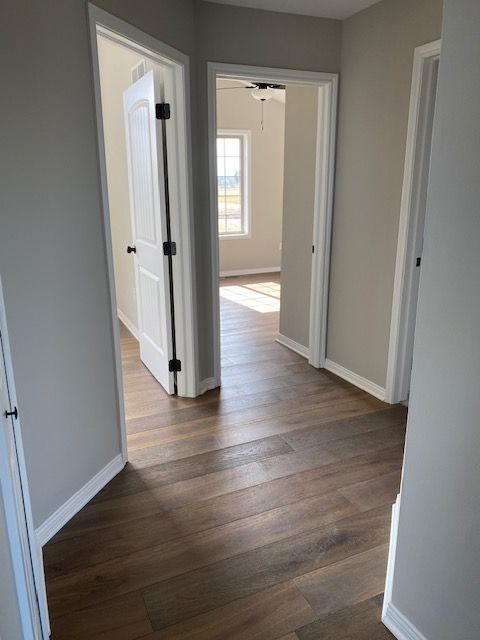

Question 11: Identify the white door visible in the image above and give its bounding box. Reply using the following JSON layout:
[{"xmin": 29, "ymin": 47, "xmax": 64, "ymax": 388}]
[
  {"xmin": 124, "ymin": 69, "xmax": 175, "ymax": 394},
  {"xmin": 0, "ymin": 341, "xmax": 24, "ymax": 640},
  {"xmin": 0, "ymin": 327, "xmax": 44, "ymax": 639}
]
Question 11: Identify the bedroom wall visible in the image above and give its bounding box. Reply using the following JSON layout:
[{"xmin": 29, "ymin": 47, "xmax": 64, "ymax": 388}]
[{"xmin": 279, "ymin": 85, "xmax": 319, "ymax": 350}]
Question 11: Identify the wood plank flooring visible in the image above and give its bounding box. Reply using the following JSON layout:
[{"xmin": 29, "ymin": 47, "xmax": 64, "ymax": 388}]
[{"xmin": 45, "ymin": 273, "xmax": 402, "ymax": 639}]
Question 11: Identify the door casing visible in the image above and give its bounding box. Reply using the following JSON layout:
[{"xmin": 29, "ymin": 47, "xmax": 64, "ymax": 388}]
[
  {"xmin": 385, "ymin": 40, "xmax": 442, "ymax": 404},
  {"xmin": 207, "ymin": 62, "xmax": 338, "ymax": 389},
  {"xmin": 88, "ymin": 5, "xmax": 198, "ymax": 462}
]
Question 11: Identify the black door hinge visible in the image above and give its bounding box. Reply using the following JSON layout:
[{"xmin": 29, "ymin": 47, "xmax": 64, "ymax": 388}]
[
  {"xmin": 169, "ymin": 359, "xmax": 182, "ymax": 372},
  {"xmin": 163, "ymin": 241, "xmax": 177, "ymax": 256},
  {"xmin": 156, "ymin": 103, "xmax": 171, "ymax": 120},
  {"xmin": 4, "ymin": 407, "xmax": 18, "ymax": 420},
  {"xmin": 416, "ymin": 257, "xmax": 422, "ymax": 267}
]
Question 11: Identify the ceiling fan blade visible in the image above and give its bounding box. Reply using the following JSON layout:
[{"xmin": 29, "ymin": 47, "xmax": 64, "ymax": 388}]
[{"xmin": 216, "ymin": 85, "xmax": 256, "ymax": 91}]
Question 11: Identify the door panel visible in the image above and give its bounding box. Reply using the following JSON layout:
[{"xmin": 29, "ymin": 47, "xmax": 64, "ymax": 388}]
[
  {"xmin": 0, "ymin": 327, "xmax": 45, "ymax": 639},
  {"xmin": 124, "ymin": 69, "xmax": 174, "ymax": 394}
]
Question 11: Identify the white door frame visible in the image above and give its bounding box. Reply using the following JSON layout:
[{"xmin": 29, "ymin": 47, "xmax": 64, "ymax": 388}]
[
  {"xmin": 207, "ymin": 62, "xmax": 338, "ymax": 386},
  {"xmin": 88, "ymin": 5, "xmax": 199, "ymax": 459},
  {"xmin": 0, "ymin": 277, "xmax": 48, "ymax": 639},
  {"xmin": 385, "ymin": 40, "xmax": 441, "ymax": 404}
]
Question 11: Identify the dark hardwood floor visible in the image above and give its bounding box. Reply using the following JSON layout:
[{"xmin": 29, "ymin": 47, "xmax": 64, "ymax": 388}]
[{"xmin": 44, "ymin": 273, "xmax": 402, "ymax": 639}]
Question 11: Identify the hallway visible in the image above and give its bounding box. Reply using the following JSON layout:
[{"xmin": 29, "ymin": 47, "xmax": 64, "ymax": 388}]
[{"xmin": 44, "ymin": 274, "xmax": 401, "ymax": 639}]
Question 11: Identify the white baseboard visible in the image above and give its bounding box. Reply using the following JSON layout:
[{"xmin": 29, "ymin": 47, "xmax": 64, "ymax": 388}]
[
  {"xmin": 219, "ymin": 267, "xmax": 281, "ymax": 277},
  {"xmin": 276, "ymin": 334, "xmax": 309, "ymax": 359},
  {"xmin": 324, "ymin": 359, "xmax": 386, "ymax": 401},
  {"xmin": 117, "ymin": 309, "xmax": 139, "ymax": 340},
  {"xmin": 197, "ymin": 376, "xmax": 219, "ymax": 396},
  {"xmin": 35, "ymin": 454, "xmax": 125, "ymax": 547},
  {"xmin": 383, "ymin": 602, "xmax": 427, "ymax": 640}
]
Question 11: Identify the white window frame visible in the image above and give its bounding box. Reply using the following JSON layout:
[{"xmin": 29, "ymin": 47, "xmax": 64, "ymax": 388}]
[{"xmin": 216, "ymin": 129, "xmax": 251, "ymax": 239}]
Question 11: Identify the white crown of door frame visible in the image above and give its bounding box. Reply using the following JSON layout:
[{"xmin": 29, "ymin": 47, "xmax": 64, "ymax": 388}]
[
  {"xmin": 88, "ymin": 5, "xmax": 199, "ymax": 461},
  {"xmin": 207, "ymin": 62, "xmax": 338, "ymax": 386},
  {"xmin": 385, "ymin": 39, "xmax": 442, "ymax": 404}
]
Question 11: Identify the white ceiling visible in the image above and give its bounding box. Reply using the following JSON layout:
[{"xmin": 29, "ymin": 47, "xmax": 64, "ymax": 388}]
[{"xmin": 203, "ymin": 0, "xmax": 381, "ymax": 20}]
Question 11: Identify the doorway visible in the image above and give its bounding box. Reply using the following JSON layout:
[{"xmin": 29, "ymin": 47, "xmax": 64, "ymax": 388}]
[
  {"xmin": 208, "ymin": 63, "xmax": 338, "ymax": 387},
  {"xmin": 89, "ymin": 6, "xmax": 198, "ymax": 461},
  {"xmin": 386, "ymin": 40, "xmax": 441, "ymax": 404}
]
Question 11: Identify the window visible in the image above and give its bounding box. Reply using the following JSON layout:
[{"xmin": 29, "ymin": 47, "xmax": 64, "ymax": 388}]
[{"xmin": 217, "ymin": 132, "xmax": 249, "ymax": 237}]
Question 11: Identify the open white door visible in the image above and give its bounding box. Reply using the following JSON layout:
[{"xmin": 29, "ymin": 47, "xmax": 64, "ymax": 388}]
[
  {"xmin": 123, "ymin": 69, "xmax": 175, "ymax": 394},
  {"xmin": 0, "ymin": 286, "xmax": 46, "ymax": 639}
]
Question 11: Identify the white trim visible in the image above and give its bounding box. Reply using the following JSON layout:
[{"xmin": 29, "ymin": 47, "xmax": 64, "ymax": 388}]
[
  {"xmin": 35, "ymin": 454, "xmax": 124, "ymax": 548},
  {"xmin": 309, "ymin": 81, "xmax": 338, "ymax": 369},
  {"xmin": 383, "ymin": 493, "xmax": 401, "ymax": 620},
  {"xmin": 197, "ymin": 376, "xmax": 218, "ymax": 396},
  {"xmin": 385, "ymin": 40, "xmax": 441, "ymax": 404},
  {"xmin": 0, "ymin": 277, "xmax": 47, "ymax": 639},
  {"xmin": 88, "ymin": 6, "xmax": 199, "ymax": 408},
  {"xmin": 383, "ymin": 603, "xmax": 427, "ymax": 640},
  {"xmin": 207, "ymin": 62, "xmax": 338, "ymax": 389},
  {"xmin": 117, "ymin": 309, "xmax": 139, "ymax": 340},
  {"xmin": 324, "ymin": 359, "xmax": 386, "ymax": 401},
  {"xmin": 276, "ymin": 334, "xmax": 309, "ymax": 359},
  {"xmin": 220, "ymin": 267, "xmax": 280, "ymax": 277}
]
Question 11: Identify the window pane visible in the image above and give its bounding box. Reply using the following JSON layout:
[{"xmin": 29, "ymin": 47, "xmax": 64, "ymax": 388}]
[
  {"xmin": 217, "ymin": 134, "xmax": 247, "ymax": 236},
  {"xmin": 224, "ymin": 137, "xmax": 240, "ymax": 156},
  {"xmin": 225, "ymin": 190, "xmax": 240, "ymax": 207},
  {"xmin": 217, "ymin": 157, "xmax": 226, "ymax": 178},
  {"xmin": 218, "ymin": 217, "xmax": 227, "ymax": 234},
  {"xmin": 227, "ymin": 215, "xmax": 242, "ymax": 234},
  {"xmin": 225, "ymin": 157, "xmax": 240, "ymax": 177}
]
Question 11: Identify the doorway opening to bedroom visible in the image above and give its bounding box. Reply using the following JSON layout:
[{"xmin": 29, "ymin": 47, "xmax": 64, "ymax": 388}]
[{"xmin": 212, "ymin": 68, "xmax": 337, "ymax": 393}]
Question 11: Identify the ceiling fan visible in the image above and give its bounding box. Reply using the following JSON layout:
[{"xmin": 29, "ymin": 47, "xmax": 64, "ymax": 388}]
[
  {"xmin": 216, "ymin": 81, "xmax": 286, "ymax": 129},
  {"xmin": 217, "ymin": 81, "xmax": 286, "ymax": 100}
]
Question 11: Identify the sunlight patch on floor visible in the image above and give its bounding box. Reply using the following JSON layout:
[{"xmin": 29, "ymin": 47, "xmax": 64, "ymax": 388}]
[{"xmin": 219, "ymin": 282, "xmax": 280, "ymax": 313}]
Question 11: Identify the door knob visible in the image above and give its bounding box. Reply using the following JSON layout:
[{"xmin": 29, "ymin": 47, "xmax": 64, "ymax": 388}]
[{"xmin": 127, "ymin": 245, "xmax": 136, "ymax": 254}]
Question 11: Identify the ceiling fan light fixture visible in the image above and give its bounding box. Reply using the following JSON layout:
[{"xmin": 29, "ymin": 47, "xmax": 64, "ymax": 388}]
[{"xmin": 251, "ymin": 86, "xmax": 274, "ymax": 102}]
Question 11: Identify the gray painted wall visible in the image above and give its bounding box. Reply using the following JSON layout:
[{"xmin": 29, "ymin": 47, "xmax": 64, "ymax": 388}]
[
  {"xmin": 390, "ymin": 1, "xmax": 480, "ymax": 637},
  {"xmin": 279, "ymin": 85, "xmax": 319, "ymax": 349},
  {"xmin": 327, "ymin": 0, "xmax": 443, "ymax": 387},
  {"xmin": 0, "ymin": 0, "xmax": 195, "ymax": 528}
]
